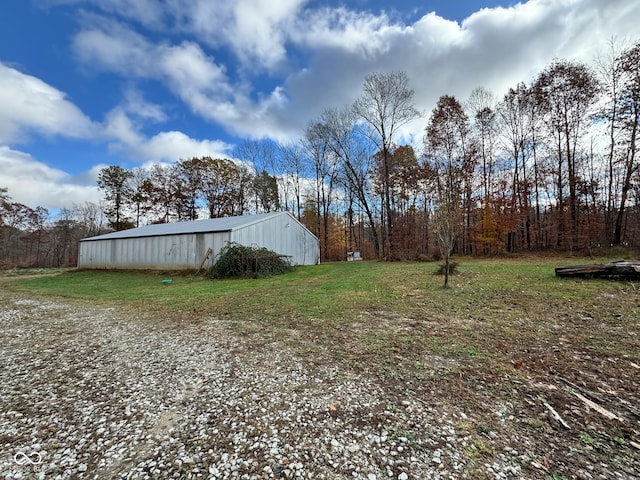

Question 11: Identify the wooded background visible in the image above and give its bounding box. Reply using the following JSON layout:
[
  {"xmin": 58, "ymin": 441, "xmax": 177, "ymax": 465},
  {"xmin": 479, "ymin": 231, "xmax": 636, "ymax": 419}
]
[{"xmin": 2, "ymin": 41, "xmax": 639, "ymax": 267}]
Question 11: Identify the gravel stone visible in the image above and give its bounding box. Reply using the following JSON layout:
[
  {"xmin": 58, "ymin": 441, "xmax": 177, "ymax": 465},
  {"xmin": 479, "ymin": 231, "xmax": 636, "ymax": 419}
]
[{"xmin": 2, "ymin": 289, "xmax": 634, "ymax": 479}]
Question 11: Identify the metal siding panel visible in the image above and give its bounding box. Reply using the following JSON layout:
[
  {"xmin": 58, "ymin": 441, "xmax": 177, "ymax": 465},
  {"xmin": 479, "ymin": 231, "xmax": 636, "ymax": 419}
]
[
  {"xmin": 228, "ymin": 214, "xmax": 319, "ymax": 266},
  {"xmin": 206, "ymin": 232, "xmax": 231, "ymax": 265},
  {"xmin": 115, "ymin": 240, "xmax": 124, "ymax": 265},
  {"xmin": 160, "ymin": 236, "xmax": 172, "ymax": 266},
  {"xmin": 135, "ymin": 238, "xmax": 143, "ymax": 265},
  {"xmin": 123, "ymin": 239, "xmax": 131, "ymax": 264},
  {"xmin": 142, "ymin": 237, "xmax": 154, "ymax": 265},
  {"xmin": 151, "ymin": 237, "xmax": 161, "ymax": 265},
  {"xmin": 78, "ymin": 239, "xmax": 118, "ymax": 268}
]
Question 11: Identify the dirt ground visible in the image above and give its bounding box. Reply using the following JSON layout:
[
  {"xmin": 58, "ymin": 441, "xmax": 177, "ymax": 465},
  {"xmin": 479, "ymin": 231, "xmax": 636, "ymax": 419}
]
[{"xmin": 0, "ymin": 286, "xmax": 638, "ymax": 480}]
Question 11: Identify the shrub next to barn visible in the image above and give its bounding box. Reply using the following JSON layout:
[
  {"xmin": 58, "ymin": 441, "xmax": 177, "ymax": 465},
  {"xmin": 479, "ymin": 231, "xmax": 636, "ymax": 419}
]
[{"xmin": 211, "ymin": 243, "xmax": 294, "ymax": 279}]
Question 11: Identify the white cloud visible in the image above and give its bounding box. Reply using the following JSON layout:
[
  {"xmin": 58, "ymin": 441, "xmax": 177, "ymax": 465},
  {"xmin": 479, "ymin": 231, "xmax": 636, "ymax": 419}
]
[
  {"xmin": 159, "ymin": 41, "xmax": 234, "ymax": 116},
  {"xmin": 293, "ymin": 7, "xmax": 408, "ymax": 57},
  {"xmin": 0, "ymin": 63, "xmax": 96, "ymax": 144},
  {"xmin": 0, "ymin": 146, "xmax": 101, "ymax": 210},
  {"xmin": 73, "ymin": 22, "xmax": 293, "ymax": 138},
  {"xmin": 282, "ymin": 0, "xmax": 640, "ymax": 143},
  {"xmin": 73, "ymin": 21, "xmax": 155, "ymax": 77},
  {"xmin": 70, "ymin": 0, "xmax": 640, "ymax": 145},
  {"xmin": 103, "ymin": 105, "xmax": 232, "ymax": 163},
  {"xmin": 70, "ymin": 0, "xmax": 306, "ymax": 71},
  {"xmin": 103, "ymin": 108, "xmax": 143, "ymax": 147},
  {"xmin": 165, "ymin": 0, "xmax": 306, "ymax": 70},
  {"xmin": 137, "ymin": 131, "xmax": 231, "ymax": 161},
  {"xmin": 121, "ymin": 88, "xmax": 167, "ymax": 123}
]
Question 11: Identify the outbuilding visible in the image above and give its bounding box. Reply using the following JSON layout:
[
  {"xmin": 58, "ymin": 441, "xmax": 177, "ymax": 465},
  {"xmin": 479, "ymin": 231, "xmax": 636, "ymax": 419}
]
[{"xmin": 77, "ymin": 212, "xmax": 319, "ymax": 270}]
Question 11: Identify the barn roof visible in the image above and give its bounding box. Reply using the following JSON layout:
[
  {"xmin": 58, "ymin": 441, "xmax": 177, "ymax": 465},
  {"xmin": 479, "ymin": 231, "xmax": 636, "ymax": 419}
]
[{"xmin": 80, "ymin": 212, "xmax": 289, "ymax": 242}]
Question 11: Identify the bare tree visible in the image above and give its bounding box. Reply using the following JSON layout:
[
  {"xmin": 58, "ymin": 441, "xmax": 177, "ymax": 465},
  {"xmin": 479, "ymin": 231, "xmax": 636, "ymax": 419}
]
[
  {"xmin": 304, "ymin": 121, "xmax": 339, "ymax": 260},
  {"xmin": 1, "ymin": 201, "xmax": 34, "ymax": 266},
  {"xmin": 235, "ymin": 139, "xmax": 278, "ymax": 176},
  {"xmin": 279, "ymin": 142, "xmax": 307, "ymax": 220},
  {"xmin": 533, "ymin": 60, "xmax": 599, "ymax": 250},
  {"xmin": 353, "ymin": 71, "xmax": 420, "ymax": 259},
  {"xmin": 0, "ymin": 187, "xmax": 9, "ymax": 222},
  {"xmin": 74, "ymin": 202, "xmax": 107, "ymax": 237},
  {"xmin": 498, "ymin": 83, "xmax": 536, "ymax": 250},
  {"xmin": 312, "ymin": 107, "xmax": 381, "ymax": 257},
  {"xmin": 612, "ymin": 41, "xmax": 640, "ymax": 246},
  {"xmin": 595, "ymin": 38, "xmax": 629, "ymax": 244},
  {"xmin": 467, "ymin": 87, "xmax": 498, "ymax": 202}
]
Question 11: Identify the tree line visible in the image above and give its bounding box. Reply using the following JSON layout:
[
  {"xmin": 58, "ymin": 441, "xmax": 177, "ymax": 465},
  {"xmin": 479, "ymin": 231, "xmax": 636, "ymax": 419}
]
[
  {"xmin": 0, "ymin": 187, "xmax": 107, "ymax": 268},
  {"xmin": 1, "ymin": 39, "xmax": 639, "ymax": 267},
  {"xmin": 96, "ymin": 159, "xmax": 280, "ymax": 230}
]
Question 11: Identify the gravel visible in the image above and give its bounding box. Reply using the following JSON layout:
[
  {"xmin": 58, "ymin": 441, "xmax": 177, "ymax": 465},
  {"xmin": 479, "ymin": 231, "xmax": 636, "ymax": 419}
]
[{"xmin": 0, "ymin": 290, "xmax": 626, "ymax": 479}]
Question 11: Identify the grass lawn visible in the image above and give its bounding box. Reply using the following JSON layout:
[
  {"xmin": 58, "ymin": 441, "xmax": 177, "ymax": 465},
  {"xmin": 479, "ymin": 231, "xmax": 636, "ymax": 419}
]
[
  {"xmin": 2, "ymin": 256, "xmax": 639, "ymax": 477},
  {"xmin": 3, "ymin": 257, "xmax": 638, "ymax": 363}
]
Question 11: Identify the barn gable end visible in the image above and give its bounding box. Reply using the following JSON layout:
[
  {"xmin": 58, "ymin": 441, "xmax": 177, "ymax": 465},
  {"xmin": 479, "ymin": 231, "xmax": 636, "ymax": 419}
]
[{"xmin": 77, "ymin": 212, "xmax": 319, "ymax": 270}]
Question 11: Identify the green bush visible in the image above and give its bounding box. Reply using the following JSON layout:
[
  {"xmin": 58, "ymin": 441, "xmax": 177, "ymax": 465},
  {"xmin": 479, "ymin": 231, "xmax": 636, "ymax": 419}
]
[{"xmin": 211, "ymin": 243, "xmax": 294, "ymax": 279}]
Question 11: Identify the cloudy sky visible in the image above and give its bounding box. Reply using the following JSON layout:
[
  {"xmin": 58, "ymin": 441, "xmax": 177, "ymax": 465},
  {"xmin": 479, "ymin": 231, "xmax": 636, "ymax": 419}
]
[{"xmin": 1, "ymin": 0, "xmax": 638, "ymax": 212}]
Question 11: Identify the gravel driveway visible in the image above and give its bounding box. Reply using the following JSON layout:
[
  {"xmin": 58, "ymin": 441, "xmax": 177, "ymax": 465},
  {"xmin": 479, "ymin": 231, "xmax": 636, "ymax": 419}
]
[{"xmin": 0, "ymin": 289, "xmax": 629, "ymax": 479}]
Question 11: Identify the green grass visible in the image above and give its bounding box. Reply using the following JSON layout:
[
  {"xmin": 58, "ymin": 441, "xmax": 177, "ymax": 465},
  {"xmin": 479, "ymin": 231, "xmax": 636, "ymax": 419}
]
[
  {"xmin": 3, "ymin": 262, "xmax": 400, "ymax": 319},
  {"xmin": 3, "ymin": 257, "xmax": 637, "ymax": 365},
  {"xmin": 4, "ymin": 257, "xmax": 634, "ymax": 325},
  {"xmin": 6, "ymin": 258, "xmax": 636, "ymax": 346}
]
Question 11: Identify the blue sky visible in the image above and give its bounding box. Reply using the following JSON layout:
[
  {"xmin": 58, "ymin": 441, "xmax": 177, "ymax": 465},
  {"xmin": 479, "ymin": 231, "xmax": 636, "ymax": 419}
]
[{"xmin": 1, "ymin": 0, "xmax": 638, "ymax": 211}]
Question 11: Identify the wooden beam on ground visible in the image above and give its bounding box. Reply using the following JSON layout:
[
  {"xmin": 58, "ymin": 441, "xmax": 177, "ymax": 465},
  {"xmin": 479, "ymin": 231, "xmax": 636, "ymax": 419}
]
[{"xmin": 555, "ymin": 261, "xmax": 640, "ymax": 279}]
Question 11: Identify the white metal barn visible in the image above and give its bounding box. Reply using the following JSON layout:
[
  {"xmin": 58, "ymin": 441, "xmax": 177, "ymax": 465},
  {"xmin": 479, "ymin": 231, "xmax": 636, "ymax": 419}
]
[{"xmin": 77, "ymin": 212, "xmax": 320, "ymax": 270}]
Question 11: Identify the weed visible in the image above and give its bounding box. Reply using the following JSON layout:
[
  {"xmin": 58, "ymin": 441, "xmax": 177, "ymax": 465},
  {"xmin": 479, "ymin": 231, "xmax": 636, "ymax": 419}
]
[
  {"xmin": 473, "ymin": 440, "xmax": 496, "ymax": 457},
  {"xmin": 579, "ymin": 433, "xmax": 595, "ymax": 445},
  {"xmin": 381, "ymin": 365, "xmax": 404, "ymax": 380},
  {"xmin": 548, "ymin": 474, "xmax": 569, "ymax": 480},
  {"xmin": 523, "ymin": 418, "xmax": 546, "ymax": 430},
  {"xmin": 613, "ymin": 437, "xmax": 626, "ymax": 446},
  {"xmin": 464, "ymin": 440, "xmax": 495, "ymax": 461},
  {"xmin": 455, "ymin": 421, "xmax": 474, "ymax": 433},
  {"xmin": 463, "ymin": 346, "xmax": 478, "ymax": 357}
]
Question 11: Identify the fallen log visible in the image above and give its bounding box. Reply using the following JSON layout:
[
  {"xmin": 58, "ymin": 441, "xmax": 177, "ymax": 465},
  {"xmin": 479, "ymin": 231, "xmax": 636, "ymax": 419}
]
[
  {"xmin": 555, "ymin": 261, "xmax": 640, "ymax": 279},
  {"xmin": 572, "ymin": 391, "xmax": 623, "ymax": 422}
]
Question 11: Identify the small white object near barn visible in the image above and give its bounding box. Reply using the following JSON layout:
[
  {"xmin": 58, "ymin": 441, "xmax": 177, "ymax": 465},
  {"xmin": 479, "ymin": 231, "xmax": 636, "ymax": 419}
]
[{"xmin": 77, "ymin": 212, "xmax": 320, "ymax": 270}]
